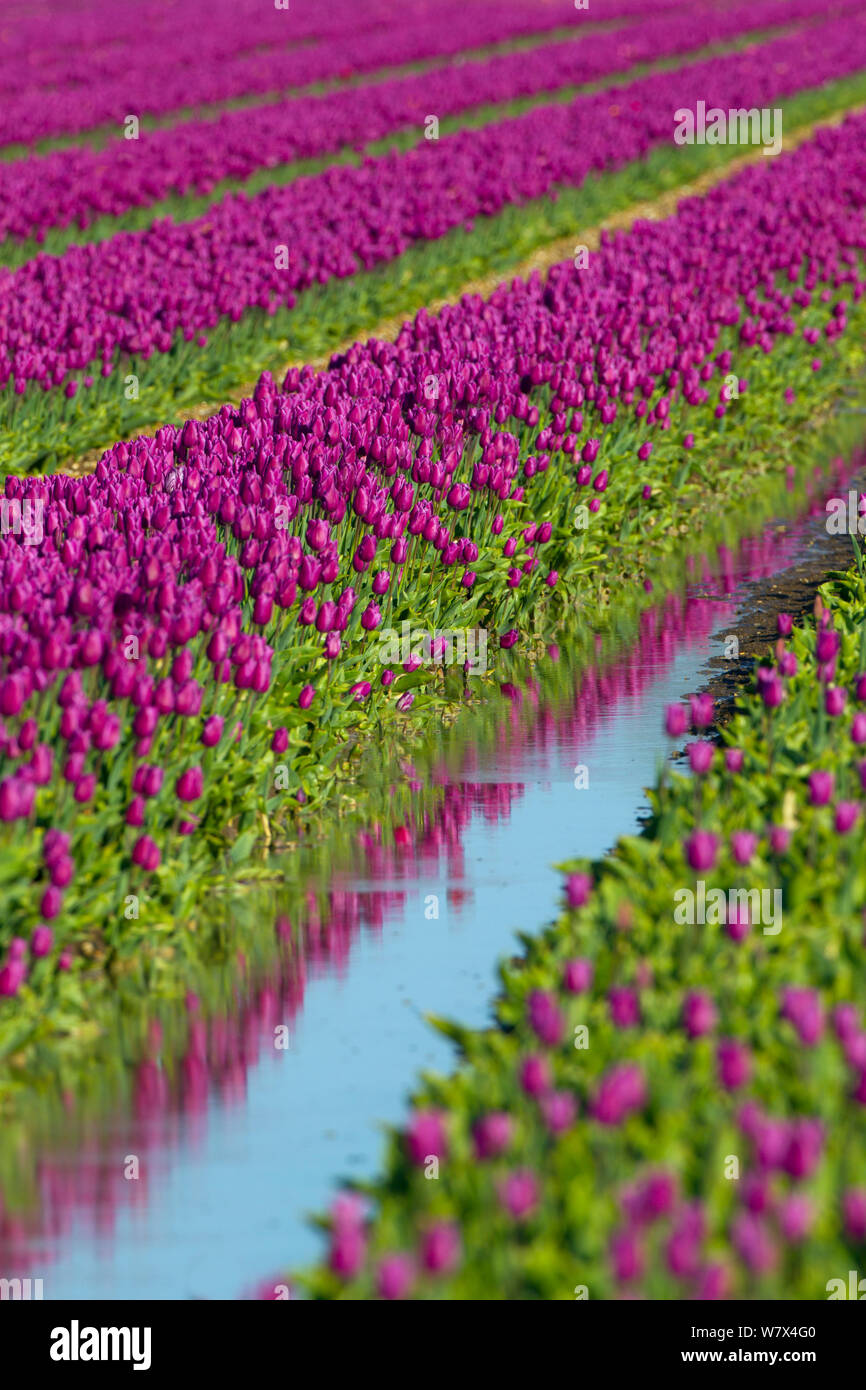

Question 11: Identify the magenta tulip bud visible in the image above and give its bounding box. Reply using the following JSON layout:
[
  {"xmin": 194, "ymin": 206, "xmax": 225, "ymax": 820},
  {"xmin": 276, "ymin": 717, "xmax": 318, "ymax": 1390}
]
[
  {"xmin": 683, "ymin": 991, "xmax": 717, "ymax": 1038},
  {"xmin": 826, "ymin": 686, "xmax": 847, "ymax": 717},
  {"xmin": 777, "ymin": 613, "xmax": 793, "ymax": 637},
  {"xmin": 581, "ymin": 439, "xmax": 600, "ymax": 464},
  {"xmin": 808, "ymin": 770, "xmax": 834, "ymax": 806},
  {"xmin": 360, "ymin": 603, "xmax": 381, "ymax": 631},
  {"xmin": 527, "ymin": 989, "xmax": 564, "ymax": 1046},
  {"xmin": 31, "ymin": 925, "xmax": 53, "ymax": 958},
  {"xmin": 780, "ymin": 1195, "xmax": 812, "ymax": 1244},
  {"xmin": 41, "ymin": 885, "xmax": 64, "ymax": 919},
  {"xmin": 253, "ymin": 593, "xmax": 273, "ymax": 626},
  {"xmin": 768, "ymin": 824, "xmax": 791, "ymax": 855},
  {"xmin": 50, "ymin": 856, "xmax": 74, "ymax": 888},
  {"xmin": 725, "ymin": 748, "xmax": 744, "ymax": 773},
  {"xmin": 851, "ymin": 713, "xmax": 866, "ymax": 744},
  {"xmin": 541, "ymin": 1090, "xmax": 578, "ymax": 1135},
  {"xmin": 725, "ymin": 905, "xmax": 751, "ymax": 943},
  {"xmin": 835, "ymin": 801, "xmax": 860, "ymax": 835},
  {"xmin": 690, "ymin": 692, "xmax": 714, "ymax": 729},
  {"xmin": 176, "ymin": 767, "xmax": 203, "ymax": 801},
  {"xmin": 126, "ymin": 795, "xmax": 146, "ymax": 827},
  {"xmin": 201, "ymin": 715, "xmax": 224, "ymax": 747},
  {"xmin": 781, "ymin": 987, "xmax": 824, "ymax": 1046},
  {"xmin": 0, "ymin": 960, "xmax": 27, "ymax": 996},
  {"xmin": 730, "ymin": 830, "xmax": 758, "ymax": 865},
  {"xmin": 563, "ymin": 958, "xmax": 593, "ymax": 994},
  {"xmin": 43, "ymin": 829, "xmax": 71, "ymax": 866},
  {"xmin": 757, "ymin": 668, "xmax": 784, "ymax": 708},
  {"xmin": 376, "ymin": 1254, "xmax": 414, "ymax": 1300},
  {"xmin": 685, "ymin": 830, "xmax": 718, "ymax": 872},
  {"xmin": 842, "ymin": 1189, "xmax": 866, "ymax": 1241},
  {"xmin": 664, "ymin": 704, "xmax": 687, "ymax": 738},
  {"xmin": 609, "ymin": 986, "xmax": 640, "ymax": 1029},
  {"xmin": 778, "ymin": 651, "xmax": 797, "ymax": 678},
  {"xmin": 420, "ymin": 1222, "xmax": 460, "ymax": 1275},
  {"xmin": 406, "ymin": 1110, "xmax": 447, "ymax": 1165},
  {"xmin": 565, "ymin": 873, "xmax": 592, "ymax": 908},
  {"xmin": 498, "ymin": 1169, "xmax": 539, "ymax": 1220},
  {"xmin": 298, "ymin": 684, "xmax": 315, "ymax": 709},
  {"xmin": 717, "ymin": 1038, "xmax": 751, "ymax": 1090},
  {"xmin": 329, "ymin": 1227, "xmax": 365, "ymax": 1280},
  {"xmin": 519, "ymin": 1054, "xmax": 551, "ymax": 1098},
  {"xmin": 687, "ymin": 742, "xmax": 713, "ymax": 775},
  {"xmin": 132, "ymin": 835, "xmax": 161, "ymax": 871},
  {"xmin": 816, "ymin": 629, "xmax": 840, "ymax": 663},
  {"xmin": 473, "ymin": 1112, "xmax": 512, "ymax": 1160}
]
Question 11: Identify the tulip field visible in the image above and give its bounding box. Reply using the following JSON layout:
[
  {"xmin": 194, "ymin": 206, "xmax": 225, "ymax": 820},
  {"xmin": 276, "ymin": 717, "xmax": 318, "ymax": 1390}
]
[{"xmin": 2, "ymin": 0, "xmax": 866, "ymax": 1326}]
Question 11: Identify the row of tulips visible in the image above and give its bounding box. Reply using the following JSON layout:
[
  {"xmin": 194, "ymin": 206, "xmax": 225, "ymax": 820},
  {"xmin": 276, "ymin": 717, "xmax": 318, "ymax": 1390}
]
[
  {"xmin": 7, "ymin": 69, "xmax": 866, "ymax": 478},
  {"xmin": 293, "ymin": 554, "xmax": 866, "ymax": 1300},
  {"xmin": 1, "ymin": 105, "xmax": 866, "ymax": 1058},
  {"xmin": 0, "ymin": 0, "xmax": 666, "ymax": 153},
  {"xmin": 6, "ymin": 11, "xmax": 866, "ymax": 409},
  {"xmin": 0, "ymin": 0, "xmax": 839, "ymax": 253}
]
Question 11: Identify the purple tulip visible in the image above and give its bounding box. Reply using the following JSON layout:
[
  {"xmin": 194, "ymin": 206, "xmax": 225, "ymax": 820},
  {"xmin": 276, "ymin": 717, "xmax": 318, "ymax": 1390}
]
[
  {"xmin": 730, "ymin": 830, "xmax": 757, "ymax": 865},
  {"xmin": 717, "ymin": 1038, "xmax": 750, "ymax": 1090},
  {"xmin": 405, "ymin": 1110, "xmax": 447, "ymax": 1165},
  {"xmin": 683, "ymin": 991, "xmax": 717, "ymax": 1039},
  {"xmin": 132, "ymin": 835, "xmax": 161, "ymax": 871},
  {"xmin": 0, "ymin": 960, "xmax": 27, "ymax": 996},
  {"xmin": 684, "ymin": 830, "xmax": 718, "ymax": 872},
  {"xmin": 498, "ymin": 1169, "xmax": 539, "ymax": 1220},
  {"xmin": 473, "ymin": 1112, "xmax": 512, "ymax": 1160},
  {"xmin": 664, "ymin": 704, "xmax": 687, "ymax": 738},
  {"xmin": 177, "ymin": 767, "xmax": 203, "ymax": 801},
  {"xmin": 420, "ymin": 1222, "xmax": 460, "ymax": 1275},
  {"xmin": 31, "ymin": 925, "xmax": 53, "ymax": 958},
  {"xmin": 202, "ymin": 715, "xmax": 224, "ymax": 747},
  {"xmin": 565, "ymin": 872, "xmax": 592, "ymax": 908},
  {"xmin": 519, "ymin": 1054, "xmax": 551, "ymax": 1098},
  {"xmin": 835, "ymin": 801, "xmax": 860, "ymax": 834},
  {"xmin": 808, "ymin": 770, "xmax": 834, "ymax": 806},
  {"xmin": 687, "ymin": 741, "xmax": 713, "ymax": 775},
  {"xmin": 563, "ymin": 958, "xmax": 593, "ymax": 994},
  {"xmin": 527, "ymin": 989, "xmax": 565, "ymax": 1047},
  {"xmin": 376, "ymin": 1254, "xmax": 414, "ymax": 1300}
]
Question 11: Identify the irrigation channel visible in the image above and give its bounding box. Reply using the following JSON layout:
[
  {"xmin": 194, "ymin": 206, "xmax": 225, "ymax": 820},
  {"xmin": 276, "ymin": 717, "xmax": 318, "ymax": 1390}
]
[{"xmin": 1, "ymin": 464, "xmax": 863, "ymax": 1300}]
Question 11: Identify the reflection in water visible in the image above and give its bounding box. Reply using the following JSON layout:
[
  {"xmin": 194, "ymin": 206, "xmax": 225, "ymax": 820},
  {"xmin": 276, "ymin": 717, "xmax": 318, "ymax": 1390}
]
[{"xmin": 0, "ymin": 475, "xmax": 852, "ymax": 1298}]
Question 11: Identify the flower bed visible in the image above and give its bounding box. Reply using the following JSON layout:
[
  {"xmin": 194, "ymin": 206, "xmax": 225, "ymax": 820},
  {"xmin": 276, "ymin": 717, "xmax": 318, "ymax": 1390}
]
[
  {"xmin": 0, "ymin": 0, "xmax": 665, "ymax": 152},
  {"xmin": 293, "ymin": 551, "xmax": 866, "ymax": 1299},
  {"xmin": 6, "ymin": 11, "xmax": 866, "ymax": 406},
  {"xmin": 6, "ymin": 34, "xmax": 866, "ymax": 477},
  {"xmin": 1, "ymin": 105, "xmax": 865, "ymax": 1076},
  {"xmin": 0, "ymin": 0, "xmax": 828, "ymax": 253}
]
